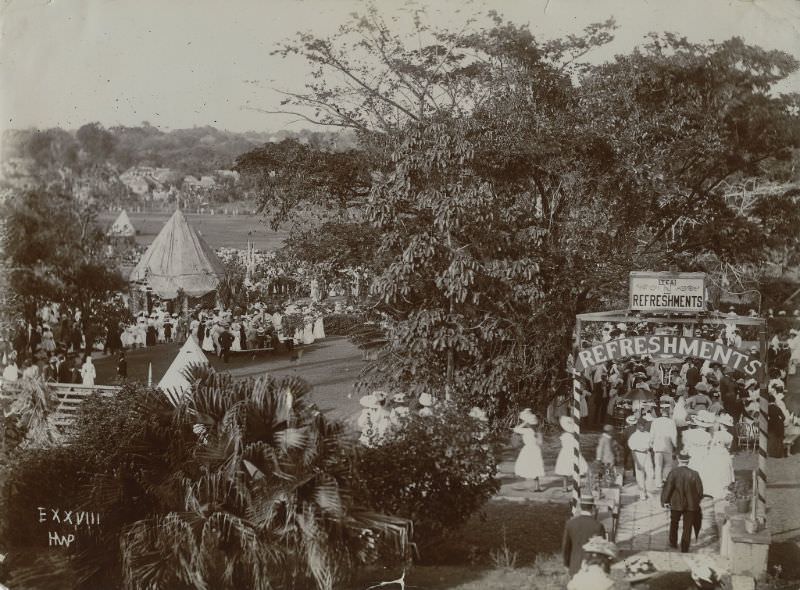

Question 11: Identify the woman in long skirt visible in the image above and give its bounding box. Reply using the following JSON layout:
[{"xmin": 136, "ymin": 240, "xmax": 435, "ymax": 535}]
[
  {"xmin": 705, "ymin": 414, "xmax": 734, "ymax": 499},
  {"xmin": 512, "ymin": 409, "xmax": 545, "ymax": 492},
  {"xmin": 555, "ymin": 415, "xmax": 588, "ymax": 492},
  {"xmin": 313, "ymin": 316, "xmax": 326, "ymax": 340}
]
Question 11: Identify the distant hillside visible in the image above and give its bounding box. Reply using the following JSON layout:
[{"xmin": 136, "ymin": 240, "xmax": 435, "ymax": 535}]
[{"xmin": 1, "ymin": 123, "xmax": 357, "ymax": 177}]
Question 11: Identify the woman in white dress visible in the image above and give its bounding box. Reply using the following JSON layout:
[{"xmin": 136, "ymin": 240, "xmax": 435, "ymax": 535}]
[
  {"xmin": 555, "ymin": 415, "xmax": 588, "ymax": 492},
  {"xmin": 302, "ymin": 314, "xmax": 315, "ymax": 345},
  {"xmin": 135, "ymin": 315, "xmax": 147, "ymax": 348},
  {"xmin": 230, "ymin": 320, "xmax": 242, "ymax": 351},
  {"xmin": 313, "ymin": 315, "xmax": 326, "ymax": 340},
  {"xmin": 705, "ymin": 414, "xmax": 734, "ymax": 499},
  {"xmin": 513, "ymin": 409, "xmax": 545, "ymax": 492},
  {"xmin": 120, "ymin": 325, "xmax": 134, "ymax": 349},
  {"xmin": 41, "ymin": 325, "xmax": 56, "ymax": 353},
  {"xmin": 202, "ymin": 323, "xmax": 215, "ymax": 353},
  {"xmin": 80, "ymin": 356, "xmax": 96, "ymax": 386},
  {"xmin": 684, "ymin": 412, "xmax": 714, "ymax": 493}
]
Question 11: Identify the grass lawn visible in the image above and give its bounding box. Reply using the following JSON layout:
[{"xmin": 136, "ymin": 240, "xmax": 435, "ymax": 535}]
[{"xmin": 96, "ymin": 210, "xmax": 287, "ymax": 250}]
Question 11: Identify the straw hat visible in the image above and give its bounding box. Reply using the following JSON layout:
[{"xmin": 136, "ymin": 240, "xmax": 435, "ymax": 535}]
[
  {"xmin": 359, "ymin": 394, "xmax": 380, "ymax": 409},
  {"xmin": 717, "ymin": 413, "xmax": 734, "ymax": 427},
  {"xmin": 559, "ymin": 415, "xmax": 578, "ymax": 433},
  {"xmin": 625, "ymin": 414, "xmax": 639, "ymax": 426},
  {"xmin": 691, "ymin": 413, "xmax": 714, "ymax": 428},
  {"xmin": 582, "ymin": 536, "xmax": 618, "ymax": 560}
]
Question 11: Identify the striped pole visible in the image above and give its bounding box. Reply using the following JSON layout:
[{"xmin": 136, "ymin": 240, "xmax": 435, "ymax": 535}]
[
  {"xmin": 756, "ymin": 384, "xmax": 768, "ymax": 524},
  {"xmin": 572, "ymin": 370, "xmax": 582, "ymax": 514},
  {"xmin": 755, "ymin": 322, "xmax": 768, "ymax": 526},
  {"xmin": 572, "ymin": 318, "xmax": 583, "ymax": 515}
]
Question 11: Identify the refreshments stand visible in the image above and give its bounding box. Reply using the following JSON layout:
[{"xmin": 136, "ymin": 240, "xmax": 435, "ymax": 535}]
[{"xmin": 570, "ymin": 272, "xmax": 769, "ymax": 534}]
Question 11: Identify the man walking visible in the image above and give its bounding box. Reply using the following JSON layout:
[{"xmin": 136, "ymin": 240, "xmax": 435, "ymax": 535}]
[
  {"xmin": 650, "ymin": 406, "xmax": 677, "ymax": 486},
  {"xmin": 562, "ymin": 496, "xmax": 606, "ymax": 576},
  {"xmin": 219, "ymin": 324, "xmax": 234, "ymax": 364},
  {"xmin": 661, "ymin": 451, "xmax": 704, "ymax": 553},
  {"xmin": 627, "ymin": 418, "xmax": 654, "ymax": 500}
]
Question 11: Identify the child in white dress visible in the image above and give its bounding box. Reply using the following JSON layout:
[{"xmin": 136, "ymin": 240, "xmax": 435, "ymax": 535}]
[{"xmin": 513, "ymin": 409, "xmax": 545, "ymax": 492}]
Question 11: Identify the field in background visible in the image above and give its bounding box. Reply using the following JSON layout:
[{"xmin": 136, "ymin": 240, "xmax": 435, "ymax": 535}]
[{"xmin": 97, "ymin": 210, "xmax": 288, "ymax": 250}]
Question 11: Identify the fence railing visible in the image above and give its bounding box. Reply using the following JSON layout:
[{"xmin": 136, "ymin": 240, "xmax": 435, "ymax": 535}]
[{"xmin": 0, "ymin": 381, "xmax": 121, "ymax": 427}]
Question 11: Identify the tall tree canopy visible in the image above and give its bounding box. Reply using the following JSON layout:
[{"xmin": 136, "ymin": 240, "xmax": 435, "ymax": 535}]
[
  {"xmin": 2, "ymin": 190, "xmax": 127, "ymax": 347},
  {"xmin": 239, "ymin": 8, "xmax": 800, "ymax": 416}
]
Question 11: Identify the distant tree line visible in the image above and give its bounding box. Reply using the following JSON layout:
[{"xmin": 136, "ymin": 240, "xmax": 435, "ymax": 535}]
[{"xmin": 2, "ymin": 123, "xmax": 358, "ymax": 180}]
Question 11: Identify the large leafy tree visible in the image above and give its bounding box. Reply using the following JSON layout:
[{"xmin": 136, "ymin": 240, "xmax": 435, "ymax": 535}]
[
  {"xmin": 240, "ymin": 8, "xmax": 800, "ymax": 416},
  {"xmin": 2, "ymin": 190, "xmax": 128, "ymax": 349}
]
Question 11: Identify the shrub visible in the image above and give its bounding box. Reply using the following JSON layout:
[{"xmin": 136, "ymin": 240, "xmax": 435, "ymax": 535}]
[
  {"xmin": 353, "ymin": 403, "xmax": 499, "ymax": 555},
  {"xmin": 322, "ymin": 312, "xmax": 366, "ymax": 336}
]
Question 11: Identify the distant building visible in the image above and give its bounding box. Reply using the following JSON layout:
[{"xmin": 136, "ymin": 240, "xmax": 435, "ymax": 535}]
[{"xmin": 120, "ymin": 166, "xmax": 173, "ymax": 196}]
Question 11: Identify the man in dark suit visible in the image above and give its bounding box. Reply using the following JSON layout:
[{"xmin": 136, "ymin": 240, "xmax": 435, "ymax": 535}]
[
  {"xmin": 57, "ymin": 353, "xmax": 72, "ymax": 383},
  {"xmin": 661, "ymin": 451, "xmax": 703, "ymax": 552},
  {"xmin": 562, "ymin": 496, "xmax": 606, "ymax": 575},
  {"xmin": 685, "ymin": 358, "xmax": 701, "ymax": 395}
]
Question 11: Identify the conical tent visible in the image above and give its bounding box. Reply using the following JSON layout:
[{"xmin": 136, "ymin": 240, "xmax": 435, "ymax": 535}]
[
  {"xmin": 158, "ymin": 336, "xmax": 209, "ymax": 402},
  {"xmin": 129, "ymin": 208, "xmax": 226, "ymax": 299},
  {"xmin": 108, "ymin": 210, "xmax": 136, "ymax": 237}
]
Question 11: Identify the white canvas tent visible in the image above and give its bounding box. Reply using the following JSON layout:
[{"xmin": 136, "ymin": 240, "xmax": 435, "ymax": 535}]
[
  {"xmin": 158, "ymin": 336, "xmax": 209, "ymax": 403},
  {"xmin": 129, "ymin": 208, "xmax": 226, "ymax": 299},
  {"xmin": 107, "ymin": 210, "xmax": 136, "ymax": 237}
]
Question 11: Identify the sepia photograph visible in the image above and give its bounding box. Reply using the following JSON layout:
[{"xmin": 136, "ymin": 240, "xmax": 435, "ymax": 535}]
[{"xmin": 1, "ymin": 0, "xmax": 800, "ymax": 588}]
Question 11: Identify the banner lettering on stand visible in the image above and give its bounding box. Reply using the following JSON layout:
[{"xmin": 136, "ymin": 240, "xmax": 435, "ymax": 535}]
[{"xmin": 575, "ymin": 335, "xmax": 762, "ymax": 376}]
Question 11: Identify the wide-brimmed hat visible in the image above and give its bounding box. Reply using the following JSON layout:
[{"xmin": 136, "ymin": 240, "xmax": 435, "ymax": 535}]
[
  {"xmin": 359, "ymin": 394, "xmax": 380, "ymax": 409},
  {"xmin": 559, "ymin": 415, "xmax": 578, "ymax": 433},
  {"xmin": 691, "ymin": 413, "xmax": 714, "ymax": 428},
  {"xmin": 695, "ymin": 382, "xmax": 711, "ymax": 393},
  {"xmin": 625, "ymin": 414, "xmax": 639, "ymax": 425},
  {"xmin": 519, "ymin": 409, "xmax": 538, "ymax": 425},
  {"xmin": 373, "ymin": 390, "xmax": 388, "ymax": 402},
  {"xmin": 582, "ymin": 535, "xmax": 618, "ymax": 560},
  {"xmin": 717, "ymin": 413, "xmax": 734, "ymax": 427}
]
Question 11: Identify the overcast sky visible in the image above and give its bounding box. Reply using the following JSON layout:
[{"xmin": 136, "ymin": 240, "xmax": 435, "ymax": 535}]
[{"xmin": 2, "ymin": 0, "xmax": 799, "ymax": 134}]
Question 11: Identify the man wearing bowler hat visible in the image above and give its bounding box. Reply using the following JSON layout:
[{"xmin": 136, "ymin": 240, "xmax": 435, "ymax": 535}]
[{"xmin": 661, "ymin": 451, "xmax": 704, "ymax": 552}]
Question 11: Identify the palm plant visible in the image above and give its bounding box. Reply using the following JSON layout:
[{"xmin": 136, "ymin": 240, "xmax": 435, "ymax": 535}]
[
  {"xmin": 2, "ymin": 376, "xmax": 64, "ymax": 450},
  {"xmin": 116, "ymin": 366, "xmax": 410, "ymax": 590}
]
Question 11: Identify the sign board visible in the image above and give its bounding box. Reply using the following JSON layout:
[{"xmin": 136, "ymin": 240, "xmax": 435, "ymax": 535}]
[
  {"xmin": 629, "ymin": 272, "xmax": 706, "ymax": 313},
  {"xmin": 574, "ymin": 335, "xmax": 762, "ymax": 377}
]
